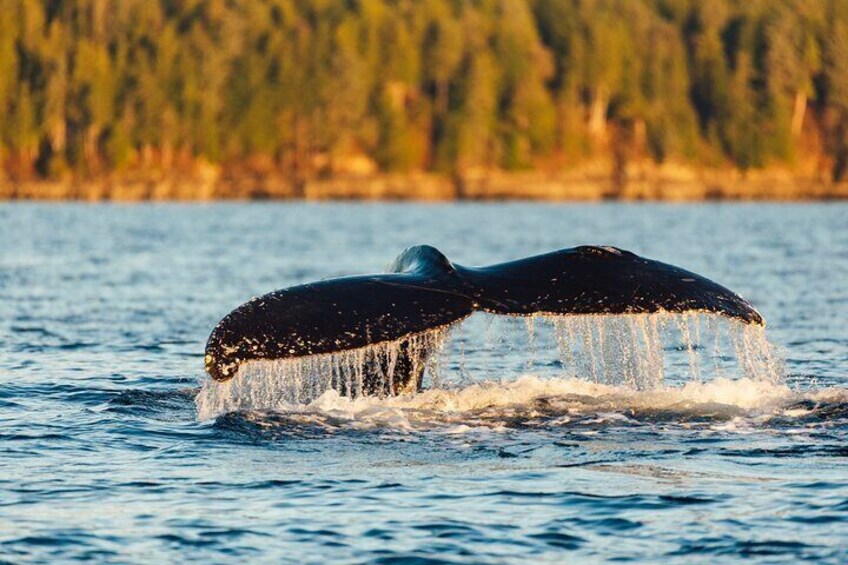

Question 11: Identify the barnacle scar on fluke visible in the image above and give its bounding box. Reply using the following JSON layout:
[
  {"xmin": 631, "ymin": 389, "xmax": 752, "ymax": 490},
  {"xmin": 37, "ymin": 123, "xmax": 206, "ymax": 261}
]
[{"xmin": 204, "ymin": 245, "xmax": 764, "ymax": 396}]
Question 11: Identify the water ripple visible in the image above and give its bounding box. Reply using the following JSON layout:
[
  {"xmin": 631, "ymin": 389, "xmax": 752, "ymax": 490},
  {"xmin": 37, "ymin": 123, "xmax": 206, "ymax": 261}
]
[{"xmin": 3, "ymin": 203, "xmax": 847, "ymax": 563}]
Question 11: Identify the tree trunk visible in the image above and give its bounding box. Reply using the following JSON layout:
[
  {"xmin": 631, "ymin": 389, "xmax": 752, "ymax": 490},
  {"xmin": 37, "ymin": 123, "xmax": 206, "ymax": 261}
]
[
  {"xmin": 589, "ymin": 86, "xmax": 608, "ymax": 138},
  {"xmin": 791, "ymin": 91, "xmax": 807, "ymax": 137},
  {"xmin": 633, "ymin": 118, "xmax": 646, "ymax": 159},
  {"xmin": 50, "ymin": 119, "xmax": 66, "ymax": 154}
]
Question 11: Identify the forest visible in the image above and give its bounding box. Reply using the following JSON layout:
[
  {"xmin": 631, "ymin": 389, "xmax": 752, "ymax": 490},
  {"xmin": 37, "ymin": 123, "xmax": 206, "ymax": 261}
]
[{"xmin": 1, "ymin": 0, "xmax": 848, "ymax": 190}]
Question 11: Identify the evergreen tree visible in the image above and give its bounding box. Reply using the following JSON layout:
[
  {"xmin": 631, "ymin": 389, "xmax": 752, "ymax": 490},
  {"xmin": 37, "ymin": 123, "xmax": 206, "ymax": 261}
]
[{"xmin": 0, "ymin": 0, "xmax": 846, "ymax": 182}]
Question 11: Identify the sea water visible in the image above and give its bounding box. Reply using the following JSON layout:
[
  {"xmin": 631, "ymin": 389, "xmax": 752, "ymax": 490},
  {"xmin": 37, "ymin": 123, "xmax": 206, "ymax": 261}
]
[{"xmin": 2, "ymin": 203, "xmax": 846, "ymax": 563}]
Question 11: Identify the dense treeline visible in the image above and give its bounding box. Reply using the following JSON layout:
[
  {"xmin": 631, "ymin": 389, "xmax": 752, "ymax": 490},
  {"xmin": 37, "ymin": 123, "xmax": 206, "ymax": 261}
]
[{"xmin": 2, "ymin": 0, "xmax": 848, "ymax": 183}]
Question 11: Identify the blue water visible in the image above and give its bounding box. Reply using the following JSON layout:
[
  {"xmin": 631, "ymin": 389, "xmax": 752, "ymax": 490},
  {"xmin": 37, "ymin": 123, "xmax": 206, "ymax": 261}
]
[{"xmin": 1, "ymin": 203, "xmax": 847, "ymax": 563}]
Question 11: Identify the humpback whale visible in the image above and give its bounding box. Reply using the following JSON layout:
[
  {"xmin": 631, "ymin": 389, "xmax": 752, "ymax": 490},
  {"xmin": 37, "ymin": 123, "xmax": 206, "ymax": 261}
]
[{"xmin": 205, "ymin": 245, "xmax": 763, "ymax": 395}]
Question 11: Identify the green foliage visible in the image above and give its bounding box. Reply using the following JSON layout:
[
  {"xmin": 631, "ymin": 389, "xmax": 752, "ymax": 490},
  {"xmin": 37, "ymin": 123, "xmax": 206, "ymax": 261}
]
[{"xmin": 0, "ymin": 0, "xmax": 846, "ymax": 179}]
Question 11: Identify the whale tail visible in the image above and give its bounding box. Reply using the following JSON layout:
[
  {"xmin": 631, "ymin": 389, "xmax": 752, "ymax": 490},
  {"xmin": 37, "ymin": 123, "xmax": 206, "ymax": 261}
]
[{"xmin": 205, "ymin": 245, "xmax": 763, "ymax": 393}]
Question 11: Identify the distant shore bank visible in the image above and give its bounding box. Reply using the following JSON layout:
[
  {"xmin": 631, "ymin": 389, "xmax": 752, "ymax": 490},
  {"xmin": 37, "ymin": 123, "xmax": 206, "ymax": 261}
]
[{"xmin": 3, "ymin": 165, "xmax": 847, "ymax": 202}]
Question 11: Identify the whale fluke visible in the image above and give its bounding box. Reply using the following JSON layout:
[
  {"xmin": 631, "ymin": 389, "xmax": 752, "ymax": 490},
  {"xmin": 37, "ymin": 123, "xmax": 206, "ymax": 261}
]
[{"xmin": 205, "ymin": 245, "xmax": 763, "ymax": 392}]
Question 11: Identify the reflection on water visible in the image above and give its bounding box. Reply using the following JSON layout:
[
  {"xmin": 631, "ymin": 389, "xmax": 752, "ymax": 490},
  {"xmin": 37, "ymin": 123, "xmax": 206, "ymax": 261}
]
[{"xmin": 1, "ymin": 203, "xmax": 846, "ymax": 563}]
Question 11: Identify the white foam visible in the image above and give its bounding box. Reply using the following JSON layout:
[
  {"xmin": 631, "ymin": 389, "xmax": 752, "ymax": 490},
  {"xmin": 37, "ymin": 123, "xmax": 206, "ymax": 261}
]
[{"xmin": 197, "ymin": 373, "xmax": 814, "ymax": 429}]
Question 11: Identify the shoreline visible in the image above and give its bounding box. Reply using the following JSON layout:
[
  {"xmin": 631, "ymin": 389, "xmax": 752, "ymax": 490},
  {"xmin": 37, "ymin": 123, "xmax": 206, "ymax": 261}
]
[{"xmin": 3, "ymin": 165, "xmax": 847, "ymax": 202}]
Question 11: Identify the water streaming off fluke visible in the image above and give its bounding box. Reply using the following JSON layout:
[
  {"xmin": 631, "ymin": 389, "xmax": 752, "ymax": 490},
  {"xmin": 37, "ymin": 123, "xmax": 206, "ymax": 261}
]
[
  {"xmin": 197, "ymin": 326, "xmax": 452, "ymax": 419},
  {"xmin": 195, "ymin": 312, "xmax": 783, "ymax": 421}
]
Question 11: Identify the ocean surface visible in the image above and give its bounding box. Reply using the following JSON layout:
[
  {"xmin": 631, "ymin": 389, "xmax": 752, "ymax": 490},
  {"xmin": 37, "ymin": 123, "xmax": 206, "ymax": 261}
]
[{"xmin": 1, "ymin": 202, "xmax": 847, "ymax": 563}]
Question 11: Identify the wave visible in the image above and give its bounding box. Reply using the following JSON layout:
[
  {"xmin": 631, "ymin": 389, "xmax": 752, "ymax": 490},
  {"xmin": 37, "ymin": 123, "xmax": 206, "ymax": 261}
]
[{"xmin": 196, "ymin": 374, "xmax": 848, "ymax": 433}]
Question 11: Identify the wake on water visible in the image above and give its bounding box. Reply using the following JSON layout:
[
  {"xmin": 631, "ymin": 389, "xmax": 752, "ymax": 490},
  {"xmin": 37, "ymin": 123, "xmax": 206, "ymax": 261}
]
[{"xmin": 195, "ymin": 312, "xmax": 844, "ymax": 430}]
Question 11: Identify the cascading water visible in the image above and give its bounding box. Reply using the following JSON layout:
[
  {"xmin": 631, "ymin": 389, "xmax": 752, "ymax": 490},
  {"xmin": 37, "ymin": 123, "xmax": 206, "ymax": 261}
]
[
  {"xmin": 537, "ymin": 313, "xmax": 782, "ymax": 388},
  {"xmin": 196, "ymin": 326, "xmax": 452, "ymax": 418},
  {"xmin": 195, "ymin": 312, "xmax": 783, "ymax": 420}
]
